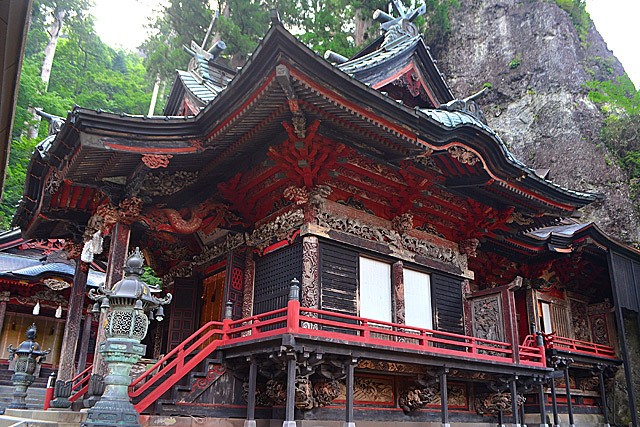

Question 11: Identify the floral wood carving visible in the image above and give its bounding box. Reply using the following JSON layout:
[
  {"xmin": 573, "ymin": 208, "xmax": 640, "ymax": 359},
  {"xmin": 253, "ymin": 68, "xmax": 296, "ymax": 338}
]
[
  {"xmin": 448, "ymin": 145, "xmax": 480, "ymax": 166},
  {"xmin": 43, "ymin": 279, "xmax": 71, "ymax": 290},
  {"xmin": 44, "ymin": 170, "xmax": 64, "ymax": 194},
  {"xmin": 357, "ymin": 360, "xmax": 424, "ymax": 374},
  {"xmin": 316, "ymin": 211, "xmax": 467, "ymax": 271},
  {"xmin": 141, "ymin": 154, "xmax": 173, "ymax": 169},
  {"xmin": 246, "ymin": 209, "xmax": 304, "ymax": 250},
  {"xmin": 139, "ymin": 171, "xmax": 198, "ymax": 197}
]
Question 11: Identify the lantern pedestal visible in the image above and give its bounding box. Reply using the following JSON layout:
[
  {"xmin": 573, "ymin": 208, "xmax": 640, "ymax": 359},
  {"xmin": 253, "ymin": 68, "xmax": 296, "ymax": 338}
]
[
  {"xmin": 8, "ymin": 371, "xmax": 35, "ymax": 409},
  {"xmin": 82, "ymin": 339, "xmax": 146, "ymax": 427}
]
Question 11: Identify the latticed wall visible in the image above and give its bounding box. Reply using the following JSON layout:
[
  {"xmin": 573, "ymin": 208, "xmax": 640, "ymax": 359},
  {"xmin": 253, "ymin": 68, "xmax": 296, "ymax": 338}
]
[{"xmin": 254, "ymin": 243, "xmax": 302, "ymax": 315}]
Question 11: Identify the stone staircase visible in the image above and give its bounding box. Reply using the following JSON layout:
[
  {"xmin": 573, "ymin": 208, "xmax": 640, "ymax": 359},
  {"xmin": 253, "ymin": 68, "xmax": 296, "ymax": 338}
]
[{"xmin": 0, "ymin": 366, "xmax": 54, "ymax": 414}]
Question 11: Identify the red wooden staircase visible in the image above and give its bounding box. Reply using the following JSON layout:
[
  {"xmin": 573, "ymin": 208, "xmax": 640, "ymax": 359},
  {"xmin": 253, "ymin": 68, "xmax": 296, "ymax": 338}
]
[{"xmin": 128, "ymin": 320, "xmax": 226, "ymax": 413}]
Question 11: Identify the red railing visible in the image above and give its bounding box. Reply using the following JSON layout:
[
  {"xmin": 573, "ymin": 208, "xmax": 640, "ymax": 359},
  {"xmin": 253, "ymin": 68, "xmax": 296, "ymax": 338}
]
[
  {"xmin": 129, "ymin": 299, "xmax": 546, "ymax": 413},
  {"xmin": 543, "ymin": 333, "xmax": 617, "ymax": 359},
  {"xmin": 129, "ymin": 320, "xmax": 226, "ymax": 413},
  {"xmin": 68, "ymin": 364, "xmax": 93, "ymax": 403}
]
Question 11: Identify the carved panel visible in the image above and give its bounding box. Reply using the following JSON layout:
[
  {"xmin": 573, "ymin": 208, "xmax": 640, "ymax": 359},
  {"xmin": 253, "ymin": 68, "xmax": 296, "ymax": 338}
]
[
  {"xmin": 475, "ymin": 392, "xmax": 524, "ymax": 415},
  {"xmin": 316, "ymin": 211, "xmax": 466, "ymax": 272},
  {"xmin": 569, "ymin": 298, "xmax": 592, "ymax": 341},
  {"xmin": 336, "ymin": 376, "xmax": 394, "ymax": 405},
  {"xmin": 393, "ymin": 261, "xmax": 405, "ymax": 325},
  {"xmin": 301, "ymin": 236, "xmax": 319, "ymax": 309},
  {"xmin": 471, "ymin": 295, "xmax": 505, "ymax": 343},
  {"xmin": 399, "ymin": 384, "xmax": 438, "ymax": 413},
  {"xmin": 357, "ymin": 359, "xmax": 424, "ymax": 374}
]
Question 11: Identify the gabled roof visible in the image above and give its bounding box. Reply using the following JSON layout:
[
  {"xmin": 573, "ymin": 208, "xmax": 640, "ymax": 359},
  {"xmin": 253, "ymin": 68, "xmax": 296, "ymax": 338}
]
[
  {"xmin": 337, "ymin": 33, "xmax": 454, "ymax": 106},
  {"xmin": 15, "ymin": 23, "xmax": 599, "ymax": 239}
]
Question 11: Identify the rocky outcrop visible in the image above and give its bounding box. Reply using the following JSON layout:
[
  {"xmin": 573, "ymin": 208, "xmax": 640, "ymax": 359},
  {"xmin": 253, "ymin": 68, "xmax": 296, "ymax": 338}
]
[{"xmin": 435, "ymin": 0, "xmax": 640, "ymax": 244}]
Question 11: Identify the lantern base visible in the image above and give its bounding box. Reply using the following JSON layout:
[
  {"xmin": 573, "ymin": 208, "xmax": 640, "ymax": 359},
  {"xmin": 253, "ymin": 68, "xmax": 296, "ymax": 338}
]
[
  {"xmin": 9, "ymin": 372, "xmax": 34, "ymax": 409},
  {"xmin": 81, "ymin": 339, "xmax": 146, "ymax": 427}
]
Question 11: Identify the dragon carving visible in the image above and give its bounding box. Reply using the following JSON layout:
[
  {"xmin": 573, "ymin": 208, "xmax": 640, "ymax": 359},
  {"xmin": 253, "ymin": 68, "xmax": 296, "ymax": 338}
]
[{"xmin": 141, "ymin": 203, "xmax": 238, "ymax": 234}]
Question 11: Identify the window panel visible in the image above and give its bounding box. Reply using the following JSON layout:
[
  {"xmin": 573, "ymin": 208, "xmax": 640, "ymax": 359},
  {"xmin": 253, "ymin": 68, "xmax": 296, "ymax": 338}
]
[
  {"xmin": 359, "ymin": 257, "xmax": 391, "ymax": 323},
  {"xmin": 404, "ymin": 269, "xmax": 432, "ymax": 329}
]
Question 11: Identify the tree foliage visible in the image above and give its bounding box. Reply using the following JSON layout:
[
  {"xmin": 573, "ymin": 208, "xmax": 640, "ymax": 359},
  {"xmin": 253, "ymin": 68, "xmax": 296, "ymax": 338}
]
[
  {"xmin": 587, "ymin": 74, "xmax": 640, "ymax": 198},
  {"xmin": 1, "ymin": 0, "xmax": 151, "ymax": 230}
]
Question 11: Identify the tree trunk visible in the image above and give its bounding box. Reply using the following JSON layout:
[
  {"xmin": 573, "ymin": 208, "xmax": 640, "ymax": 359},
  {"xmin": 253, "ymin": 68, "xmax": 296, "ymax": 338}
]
[
  {"xmin": 28, "ymin": 7, "xmax": 64, "ymax": 139},
  {"xmin": 354, "ymin": 8, "xmax": 372, "ymax": 47}
]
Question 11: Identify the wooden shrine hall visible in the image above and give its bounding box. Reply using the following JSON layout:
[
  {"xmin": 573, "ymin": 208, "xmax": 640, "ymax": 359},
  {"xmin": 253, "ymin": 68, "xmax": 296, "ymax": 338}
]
[{"xmin": 11, "ymin": 4, "xmax": 640, "ymax": 427}]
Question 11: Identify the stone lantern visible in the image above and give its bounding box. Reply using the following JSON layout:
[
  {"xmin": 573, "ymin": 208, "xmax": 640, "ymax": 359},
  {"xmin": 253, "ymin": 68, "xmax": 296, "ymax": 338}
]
[
  {"xmin": 82, "ymin": 247, "xmax": 171, "ymax": 427},
  {"xmin": 7, "ymin": 324, "xmax": 50, "ymax": 409}
]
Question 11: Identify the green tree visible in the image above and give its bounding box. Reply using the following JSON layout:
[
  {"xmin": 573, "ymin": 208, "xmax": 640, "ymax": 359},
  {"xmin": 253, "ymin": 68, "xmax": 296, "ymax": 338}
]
[{"xmin": 1, "ymin": 5, "xmax": 151, "ymax": 230}]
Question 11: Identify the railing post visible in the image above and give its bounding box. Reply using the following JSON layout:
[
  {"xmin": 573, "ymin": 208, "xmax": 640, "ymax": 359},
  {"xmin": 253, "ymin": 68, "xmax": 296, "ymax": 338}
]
[
  {"xmin": 223, "ymin": 300, "xmax": 233, "ymax": 341},
  {"xmin": 361, "ymin": 320, "xmax": 370, "ymax": 340},
  {"xmin": 287, "ymin": 279, "xmax": 300, "ymax": 333},
  {"xmin": 536, "ymin": 331, "xmax": 546, "ymax": 367}
]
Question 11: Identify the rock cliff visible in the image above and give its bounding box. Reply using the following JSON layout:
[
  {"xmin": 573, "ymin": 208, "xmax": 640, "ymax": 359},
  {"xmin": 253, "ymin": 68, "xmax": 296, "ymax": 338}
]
[{"xmin": 434, "ymin": 0, "xmax": 640, "ymax": 244}]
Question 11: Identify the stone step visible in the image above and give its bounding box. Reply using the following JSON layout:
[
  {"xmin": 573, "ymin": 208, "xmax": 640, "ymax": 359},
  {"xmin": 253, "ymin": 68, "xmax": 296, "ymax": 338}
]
[
  {"xmin": 4, "ymin": 409, "xmax": 86, "ymax": 425},
  {"xmin": 0, "ymin": 415, "xmax": 57, "ymax": 427}
]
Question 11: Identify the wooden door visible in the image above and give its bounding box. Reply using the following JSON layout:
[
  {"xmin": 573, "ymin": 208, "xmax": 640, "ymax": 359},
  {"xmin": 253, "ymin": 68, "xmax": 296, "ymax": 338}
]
[
  {"xmin": 200, "ymin": 271, "xmax": 226, "ymax": 324},
  {"xmin": 167, "ymin": 277, "xmax": 200, "ymax": 351}
]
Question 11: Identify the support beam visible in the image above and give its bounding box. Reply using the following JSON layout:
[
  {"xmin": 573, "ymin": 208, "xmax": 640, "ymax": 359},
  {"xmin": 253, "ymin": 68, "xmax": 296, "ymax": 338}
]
[
  {"xmin": 537, "ymin": 378, "xmax": 547, "ymax": 427},
  {"xmin": 244, "ymin": 359, "xmax": 257, "ymax": 427},
  {"xmin": 344, "ymin": 360, "xmax": 356, "ymax": 427},
  {"xmin": 392, "ymin": 261, "xmax": 405, "ymax": 324},
  {"xmin": 283, "ymin": 355, "xmax": 297, "ymax": 427},
  {"xmin": 440, "ymin": 368, "xmax": 449, "ymax": 427},
  {"xmin": 563, "ymin": 364, "xmax": 575, "ymax": 427},
  {"xmin": 549, "ymin": 376, "xmax": 560, "ymax": 427},
  {"xmin": 0, "ymin": 292, "xmax": 9, "ymax": 335},
  {"xmin": 510, "ymin": 377, "xmax": 520, "ymax": 427},
  {"xmin": 51, "ymin": 259, "xmax": 88, "ymax": 408},
  {"xmin": 597, "ymin": 367, "xmax": 610, "ymax": 427},
  {"xmin": 75, "ymin": 308, "xmax": 93, "ymax": 376}
]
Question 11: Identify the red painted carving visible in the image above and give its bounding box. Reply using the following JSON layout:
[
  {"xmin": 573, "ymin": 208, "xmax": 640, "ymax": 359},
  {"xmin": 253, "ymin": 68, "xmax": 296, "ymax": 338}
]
[
  {"xmin": 453, "ymin": 200, "xmax": 514, "ymax": 241},
  {"xmin": 469, "ymin": 252, "xmax": 518, "ymax": 288},
  {"xmin": 269, "ymin": 120, "xmax": 345, "ymax": 188},
  {"xmin": 142, "ymin": 154, "xmax": 173, "ymax": 169},
  {"xmin": 117, "ymin": 197, "xmax": 143, "ymax": 225},
  {"xmin": 18, "ymin": 239, "xmax": 65, "ymax": 255},
  {"xmin": 141, "ymin": 202, "xmax": 237, "ymax": 235}
]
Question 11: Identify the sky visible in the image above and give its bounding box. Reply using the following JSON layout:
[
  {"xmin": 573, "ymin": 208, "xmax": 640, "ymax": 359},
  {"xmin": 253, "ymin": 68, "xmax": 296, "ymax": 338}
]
[{"xmin": 92, "ymin": 0, "xmax": 640, "ymax": 88}]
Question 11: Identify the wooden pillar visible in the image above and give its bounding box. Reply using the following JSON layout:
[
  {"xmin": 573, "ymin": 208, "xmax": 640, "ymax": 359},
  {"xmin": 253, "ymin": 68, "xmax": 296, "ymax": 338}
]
[
  {"xmin": 607, "ymin": 251, "xmax": 640, "ymax": 427},
  {"xmin": 440, "ymin": 369, "xmax": 449, "ymax": 427},
  {"xmin": 392, "ymin": 261, "xmax": 405, "ymax": 324},
  {"xmin": 86, "ymin": 222, "xmax": 130, "ymax": 408},
  {"xmin": 75, "ymin": 308, "xmax": 93, "ymax": 376},
  {"xmin": 244, "ymin": 359, "xmax": 258, "ymax": 427},
  {"xmin": 510, "ymin": 377, "xmax": 520, "ymax": 427},
  {"xmin": 549, "ymin": 375, "xmax": 560, "ymax": 427},
  {"xmin": 0, "ymin": 291, "xmax": 10, "ymax": 335},
  {"xmin": 537, "ymin": 378, "xmax": 547, "ymax": 427},
  {"xmin": 92, "ymin": 221, "xmax": 130, "ymax": 376},
  {"xmin": 563, "ymin": 364, "xmax": 575, "ymax": 427},
  {"xmin": 597, "ymin": 368, "xmax": 610, "ymax": 427},
  {"xmin": 283, "ymin": 356, "xmax": 297, "ymax": 427},
  {"xmin": 51, "ymin": 259, "xmax": 88, "ymax": 408},
  {"xmin": 242, "ymin": 249, "xmax": 255, "ymax": 319},
  {"xmin": 344, "ymin": 360, "xmax": 355, "ymax": 427}
]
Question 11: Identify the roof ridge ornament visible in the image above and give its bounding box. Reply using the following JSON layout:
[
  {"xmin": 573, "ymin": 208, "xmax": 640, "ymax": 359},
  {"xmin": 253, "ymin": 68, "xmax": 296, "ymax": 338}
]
[
  {"xmin": 439, "ymin": 87, "xmax": 490, "ymax": 125},
  {"xmin": 374, "ymin": 0, "xmax": 426, "ymax": 46}
]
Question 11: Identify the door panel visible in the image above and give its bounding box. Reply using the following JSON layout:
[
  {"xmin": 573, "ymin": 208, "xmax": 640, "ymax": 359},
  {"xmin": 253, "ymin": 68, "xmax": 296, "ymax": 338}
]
[{"xmin": 167, "ymin": 278, "xmax": 200, "ymax": 351}]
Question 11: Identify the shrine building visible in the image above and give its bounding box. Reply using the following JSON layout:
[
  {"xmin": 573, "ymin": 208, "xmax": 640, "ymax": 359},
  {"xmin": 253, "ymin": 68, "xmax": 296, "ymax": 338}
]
[{"xmin": 8, "ymin": 5, "xmax": 640, "ymax": 427}]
